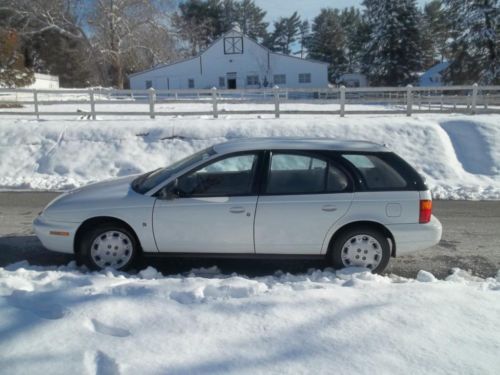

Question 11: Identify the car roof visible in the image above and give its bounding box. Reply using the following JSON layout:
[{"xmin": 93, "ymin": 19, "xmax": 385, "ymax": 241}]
[{"xmin": 213, "ymin": 138, "xmax": 388, "ymax": 153}]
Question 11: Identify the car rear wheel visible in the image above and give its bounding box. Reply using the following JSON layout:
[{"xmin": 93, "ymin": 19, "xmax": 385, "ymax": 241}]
[
  {"xmin": 78, "ymin": 224, "xmax": 139, "ymax": 271},
  {"xmin": 330, "ymin": 227, "xmax": 391, "ymax": 274}
]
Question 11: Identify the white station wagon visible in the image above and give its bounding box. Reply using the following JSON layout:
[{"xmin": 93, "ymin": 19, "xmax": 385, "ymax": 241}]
[{"xmin": 34, "ymin": 138, "xmax": 442, "ymax": 273}]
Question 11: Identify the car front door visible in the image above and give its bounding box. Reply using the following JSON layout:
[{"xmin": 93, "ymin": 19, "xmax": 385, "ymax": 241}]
[
  {"xmin": 152, "ymin": 152, "xmax": 260, "ymax": 253},
  {"xmin": 254, "ymin": 152, "xmax": 354, "ymax": 255}
]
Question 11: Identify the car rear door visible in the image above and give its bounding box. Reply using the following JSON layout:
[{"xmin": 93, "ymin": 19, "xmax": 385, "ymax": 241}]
[
  {"xmin": 254, "ymin": 151, "xmax": 354, "ymax": 255},
  {"xmin": 152, "ymin": 152, "xmax": 260, "ymax": 253}
]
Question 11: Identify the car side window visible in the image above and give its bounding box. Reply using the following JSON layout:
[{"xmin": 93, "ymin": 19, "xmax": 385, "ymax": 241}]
[
  {"xmin": 342, "ymin": 154, "xmax": 407, "ymax": 189},
  {"xmin": 176, "ymin": 154, "xmax": 258, "ymax": 197},
  {"xmin": 266, "ymin": 153, "xmax": 348, "ymax": 195}
]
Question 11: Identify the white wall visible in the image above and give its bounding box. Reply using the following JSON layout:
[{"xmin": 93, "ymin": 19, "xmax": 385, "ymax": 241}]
[
  {"xmin": 129, "ymin": 31, "xmax": 329, "ymax": 90},
  {"xmin": 26, "ymin": 73, "xmax": 60, "ymax": 89}
]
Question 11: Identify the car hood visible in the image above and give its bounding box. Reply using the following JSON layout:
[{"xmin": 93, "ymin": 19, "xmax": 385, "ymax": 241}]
[{"xmin": 43, "ymin": 175, "xmax": 140, "ymax": 218}]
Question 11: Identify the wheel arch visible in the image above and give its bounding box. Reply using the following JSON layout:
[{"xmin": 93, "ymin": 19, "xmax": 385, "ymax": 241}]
[
  {"xmin": 326, "ymin": 221, "xmax": 396, "ymax": 258},
  {"xmin": 73, "ymin": 216, "xmax": 142, "ymax": 254}
]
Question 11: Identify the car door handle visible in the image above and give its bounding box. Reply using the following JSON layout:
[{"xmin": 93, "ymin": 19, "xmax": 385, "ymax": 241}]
[
  {"xmin": 322, "ymin": 205, "xmax": 337, "ymax": 212},
  {"xmin": 229, "ymin": 206, "xmax": 246, "ymax": 214}
]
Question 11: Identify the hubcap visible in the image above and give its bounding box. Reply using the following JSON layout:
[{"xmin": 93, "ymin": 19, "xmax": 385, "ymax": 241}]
[
  {"xmin": 340, "ymin": 234, "xmax": 383, "ymax": 270},
  {"xmin": 90, "ymin": 231, "xmax": 133, "ymax": 269}
]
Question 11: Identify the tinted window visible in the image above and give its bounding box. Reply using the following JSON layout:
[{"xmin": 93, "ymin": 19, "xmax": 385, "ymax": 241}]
[
  {"xmin": 177, "ymin": 154, "xmax": 257, "ymax": 196},
  {"xmin": 342, "ymin": 154, "xmax": 407, "ymax": 189},
  {"xmin": 266, "ymin": 153, "xmax": 348, "ymax": 195}
]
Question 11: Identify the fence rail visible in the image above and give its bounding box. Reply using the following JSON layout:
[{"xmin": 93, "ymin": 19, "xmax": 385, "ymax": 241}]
[{"xmin": 1, "ymin": 84, "xmax": 499, "ymax": 120}]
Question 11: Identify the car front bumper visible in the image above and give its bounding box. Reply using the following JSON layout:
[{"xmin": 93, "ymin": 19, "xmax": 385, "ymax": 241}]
[
  {"xmin": 387, "ymin": 215, "xmax": 443, "ymax": 256},
  {"xmin": 33, "ymin": 215, "xmax": 79, "ymax": 254}
]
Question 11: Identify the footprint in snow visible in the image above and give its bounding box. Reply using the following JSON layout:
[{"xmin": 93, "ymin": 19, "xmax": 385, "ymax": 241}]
[
  {"xmin": 88, "ymin": 318, "xmax": 131, "ymax": 338},
  {"xmin": 85, "ymin": 350, "xmax": 121, "ymax": 375},
  {"xmin": 6, "ymin": 290, "xmax": 67, "ymax": 320}
]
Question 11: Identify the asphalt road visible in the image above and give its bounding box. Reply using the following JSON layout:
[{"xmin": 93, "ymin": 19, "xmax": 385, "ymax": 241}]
[{"xmin": 0, "ymin": 192, "xmax": 499, "ymax": 279}]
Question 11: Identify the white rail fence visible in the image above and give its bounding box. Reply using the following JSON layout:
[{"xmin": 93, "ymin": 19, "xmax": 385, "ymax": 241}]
[{"xmin": 0, "ymin": 84, "xmax": 499, "ymax": 120}]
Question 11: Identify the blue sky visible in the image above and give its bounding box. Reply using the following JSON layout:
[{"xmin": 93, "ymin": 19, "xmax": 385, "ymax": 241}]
[{"xmin": 254, "ymin": 0, "xmax": 431, "ymax": 23}]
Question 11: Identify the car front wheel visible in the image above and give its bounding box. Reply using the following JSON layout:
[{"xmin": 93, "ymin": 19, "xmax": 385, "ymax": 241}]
[
  {"xmin": 330, "ymin": 227, "xmax": 391, "ymax": 273},
  {"xmin": 78, "ymin": 224, "xmax": 139, "ymax": 271}
]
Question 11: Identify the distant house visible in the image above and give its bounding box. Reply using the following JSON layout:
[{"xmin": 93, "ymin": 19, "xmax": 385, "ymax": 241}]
[
  {"xmin": 418, "ymin": 61, "xmax": 450, "ymax": 87},
  {"xmin": 129, "ymin": 27, "xmax": 329, "ymax": 90},
  {"xmin": 337, "ymin": 73, "xmax": 368, "ymax": 88}
]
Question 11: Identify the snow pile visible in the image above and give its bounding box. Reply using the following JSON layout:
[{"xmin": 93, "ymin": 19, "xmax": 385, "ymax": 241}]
[
  {"xmin": 0, "ymin": 114, "xmax": 500, "ymax": 199},
  {"xmin": 0, "ymin": 263, "xmax": 499, "ymax": 374}
]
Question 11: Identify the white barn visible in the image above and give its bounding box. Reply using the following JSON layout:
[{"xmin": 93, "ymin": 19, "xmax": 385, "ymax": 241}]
[{"xmin": 129, "ymin": 28, "xmax": 329, "ymax": 90}]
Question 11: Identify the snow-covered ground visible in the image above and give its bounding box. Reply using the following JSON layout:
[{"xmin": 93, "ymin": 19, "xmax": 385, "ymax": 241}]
[
  {"xmin": 0, "ymin": 263, "xmax": 498, "ymax": 374},
  {"xmin": 0, "ymin": 113, "xmax": 499, "ymax": 199}
]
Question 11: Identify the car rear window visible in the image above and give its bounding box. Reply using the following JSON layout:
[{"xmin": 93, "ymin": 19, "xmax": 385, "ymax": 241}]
[{"xmin": 342, "ymin": 154, "xmax": 407, "ymax": 189}]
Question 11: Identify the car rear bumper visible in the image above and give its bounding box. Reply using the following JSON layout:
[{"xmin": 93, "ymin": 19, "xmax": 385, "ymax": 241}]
[
  {"xmin": 33, "ymin": 215, "xmax": 79, "ymax": 254},
  {"xmin": 387, "ymin": 215, "xmax": 443, "ymax": 256}
]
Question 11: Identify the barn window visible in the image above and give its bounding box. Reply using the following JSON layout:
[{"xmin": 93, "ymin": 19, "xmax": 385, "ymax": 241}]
[
  {"xmin": 145, "ymin": 80, "xmax": 153, "ymax": 89},
  {"xmin": 274, "ymin": 74, "xmax": 286, "ymax": 85},
  {"xmin": 224, "ymin": 37, "xmax": 243, "ymax": 54},
  {"xmin": 298, "ymin": 73, "xmax": 311, "ymax": 83},
  {"xmin": 247, "ymin": 75, "xmax": 259, "ymax": 86},
  {"xmin": 188, "ymin": 78, "xmax": 195, "ymax": 89},
  {"xmin": 219, "ymin": 77, "xmax": 225, "ymax": 88}
]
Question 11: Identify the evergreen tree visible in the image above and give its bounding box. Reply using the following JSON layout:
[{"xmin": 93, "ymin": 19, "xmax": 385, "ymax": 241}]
[
  {"xmin": 362, "ymin": 0, "xmax": 423, "ymax": 86},
  {"xmin": 298, "ymin": 20, "xmax": 310, "ymax": 58},
  {"xmin": 308, "ymin": 9, "xmax": 348, "ymax": 81},
  {"xmin": 420, "ymin": 0, "xmax": 449, "ymax": 68},
  {"xmin": 442, "ymin": 0, "xmax": 499, "ymax": 84},
  {"xmin": 265, "ymin": 12, "xmax": 302, "ymax": 54},
  {"xmin": 339, "ymin": 8, "xmax": 369, "ymax": 74},
  {"xmin": 174, "ymin": 0, "xmax": 268, "ymax": 54},
  {"xmin": 26, "ymin": 30, "xmax": 94, "ymax": 87},
  {"xmin": 234, "ymin": 0, "xmax": 268, "ymax": 41},
  {"xmin": 308, "ymin": 7, "xmax": 367, "ymax": 82}
]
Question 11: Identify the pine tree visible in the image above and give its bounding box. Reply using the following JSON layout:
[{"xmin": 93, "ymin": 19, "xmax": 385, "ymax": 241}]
[
  {"xmin": 308, "ymin": 7, "xmax": 367, "ymax": 82},
  {"xmin": 265, "ymin": 12, "xmax": 302, "ymax": 54},
  {"xmin": 308, "ymin": 9, "xmax": 348, "ymax": 81},
  {"xmin": 362, "ymin": 0, "xmax": 423, "ymax": 86},
  {"xmin": 421, "ymin": 0, "xmax": 449, "ymax": 68},
  {"xmin": 234, "ymin": 0, "xmax": 268, "ymax": 41},
  {"xmin": 298, "ymin": 20, "xmax": 310, "ymax": 58},
  {"xmin": 443, "ymin": 0, "xmax": 499, "ymax": 84},
  {"xmin": 174, "ymin": 0, "xmax": 268, "ymax": 54}
]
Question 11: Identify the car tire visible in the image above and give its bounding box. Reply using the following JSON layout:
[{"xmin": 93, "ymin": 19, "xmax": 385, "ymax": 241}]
[
  {"xmin": 77, "ymin": 223, "xmax": 139, "ymax": 271},
  {"xmin": 330, "ymin": 226, "xmax": 391, "ymax": 274}
]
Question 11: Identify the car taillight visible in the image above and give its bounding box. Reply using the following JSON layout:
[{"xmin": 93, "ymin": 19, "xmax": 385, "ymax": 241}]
[{"xmin": 419, "ymin": 200, "xmax": 432, "ymax": 223}]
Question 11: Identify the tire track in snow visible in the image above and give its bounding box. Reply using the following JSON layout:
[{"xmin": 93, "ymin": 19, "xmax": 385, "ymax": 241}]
[
  {"xmin": 84, "ymin": 350, "xmax": 121, "ymax": 375},
  {"xmin": 33, "ymin": 126, "xmax": 67, "ymax": 174}
]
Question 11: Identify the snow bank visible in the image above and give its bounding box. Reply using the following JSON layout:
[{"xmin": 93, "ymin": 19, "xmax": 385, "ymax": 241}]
[
  {"xmin": 1, "ymin": 114, "xmax": 500, "ymax": 199},
  {"xmin": 0, "ymin": 263, "xmax": 498, "ymax": 374}
]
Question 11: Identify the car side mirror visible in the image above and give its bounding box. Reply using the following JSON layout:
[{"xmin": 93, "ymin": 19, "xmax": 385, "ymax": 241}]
[{"xmin": 159, "ymin": 179, "xmax": 180, "ymax": 200}]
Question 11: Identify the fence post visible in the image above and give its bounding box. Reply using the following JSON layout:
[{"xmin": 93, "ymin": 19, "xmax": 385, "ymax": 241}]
[
  {"xmin": 485, "ymin": 93, "xmax": 489, "ymax": 110},
  {"xmin": 406, "ymin": 85, "xmax": 413, "ymax": 116},
  {"xmin": 273, "ymin": 85, "xmax": 280, "ymax": 118},
  {"xmin": 89, "ymin": 88, "xmax": 96, "ymax": 120},
  {"xmin": 340, "ymin": 85, "xmax": 346, "ymax": 117},
  {"xmin": 149, "ymin": 87, "xmax": 156, "ymax": 119},
  {"xmin": 211, "ymin": 87, "xmax": 218, "ymax": 119},
  {"xmin": 33, "ymin": 89, "xmax": 40, "ymax": 120},
  {"xmin": 471, "ymin": 83, "xmax": 478, "ymax": 114}
]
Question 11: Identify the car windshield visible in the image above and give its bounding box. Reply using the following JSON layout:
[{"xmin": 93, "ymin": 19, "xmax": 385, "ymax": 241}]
[{"xmin": 132, "ymin": 147, "xmax": 216, "ymax": 194}]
